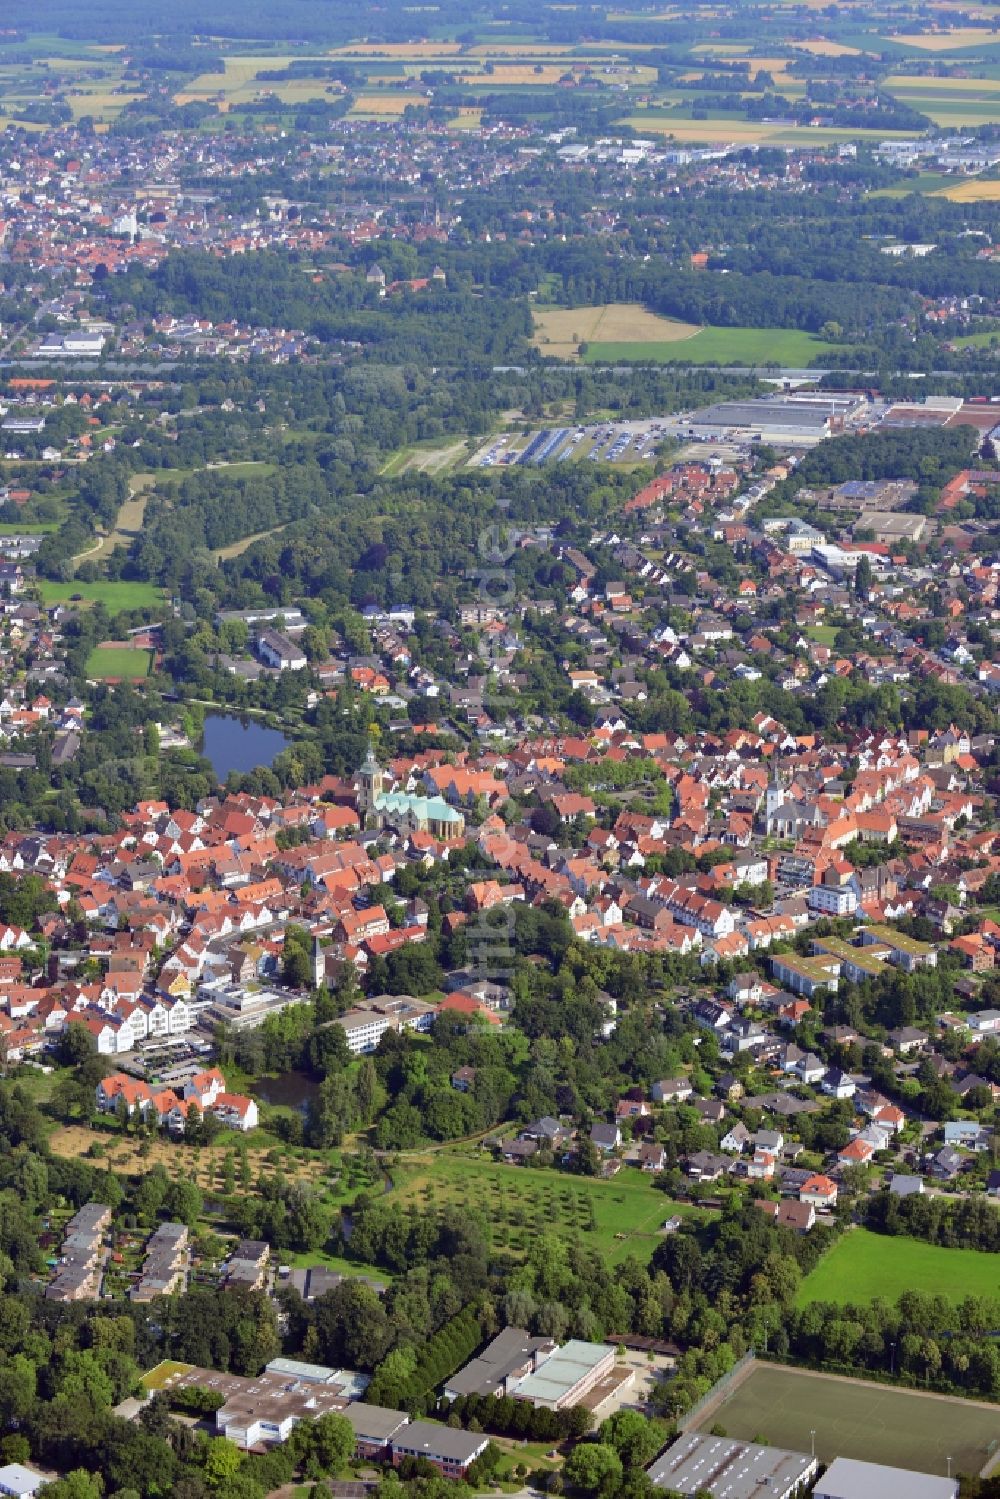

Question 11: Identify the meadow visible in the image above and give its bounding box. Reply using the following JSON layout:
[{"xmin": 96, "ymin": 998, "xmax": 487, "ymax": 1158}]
[
  {"xmin": 795, "ymin": 1228, "xmax": 1000, "ymax": 1306},
  {"xmin": 699, "ymin": 1360, "xmax": 1000, "ymax": 1476},
  {"xmin": 37, "ymin": 579, "xmax": 165, "ymax": 611}
]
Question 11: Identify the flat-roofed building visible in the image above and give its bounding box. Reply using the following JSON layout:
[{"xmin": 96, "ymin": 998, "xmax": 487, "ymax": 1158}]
[
  {"xmin": 853, "ymin": 511, "xmax": 929, "ymax": 544},
  {"xmin": 769, "ymin": 952, "xmax": 840, "ymax": 998},
  {"xmin": 511, "ymin": 1340, "xmax": 616, "ymax": 1410},
  {"xmin": 648, "ymin": 1433, "xmax": 817, "ymax": 1499},
  {"xmin": 858, "ymin": 923, "xmax": 937, "ymax": 972},
  {"xmin": 814, "ymin": 1457, "xmax": 957, "ymax": 1499},
  {"xmin": 0, "ymin": 1464, "xmax": 51, "ymax": 1498},
  {"xmin": 811, "ymin": 936, "xmax": 886, "ymax": 985},
  {"xmin": 686, "ymin": 395, "xmax": 860, "ymax": 447},
  {"xmin": 264, "ymin": 1358, "xmax": 343, "ymax": 1386}
]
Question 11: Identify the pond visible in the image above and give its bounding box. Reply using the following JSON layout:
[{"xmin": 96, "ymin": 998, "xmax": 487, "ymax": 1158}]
[
  {"xmin": 252, "ymin": 1070, "xmax": 319, "ymax": 1113},
  {"xmin": 201, "ymin": 713, "xmax": 289, "ymax": 780}
]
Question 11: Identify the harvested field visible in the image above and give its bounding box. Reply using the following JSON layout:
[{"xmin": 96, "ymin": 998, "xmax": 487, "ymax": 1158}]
[
  {"xmin": 350, "ymin": 94, "xmax": 426, "ymax": 114},
  {"xmin": 459, "ymin": 64, "xmax": 568, "ymax": 84},
  {"xmin": 935, "ymin": 176, "xmax": 1000, "ymax": 199},
  {"xmin": 887, "ymin": 27, "xmax": 1000, "ymax": 48},
  {"xmin": 793, "ymin": 38, "xmax": 864, "ymax": 54},
  {"xmin": 532, "ymin": 303, "xmax": 700, "ymax": 358}
]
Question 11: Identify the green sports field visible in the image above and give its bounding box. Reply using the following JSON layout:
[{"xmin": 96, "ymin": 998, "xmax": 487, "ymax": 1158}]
[
  {"xmin": 85, "ymin": 646, "xmax": 155, "ymax": 680},
  {"xmin": 698, "ymin": 1361, "xmax": 1000, "ymax": 1475},
  {"xmin": 583, "ymin": 326, "xmax": 839, "ymax": 365},
  {"xmin": 796, "ymin": 1229, "xmax": 1000, "ymax": 1307}
]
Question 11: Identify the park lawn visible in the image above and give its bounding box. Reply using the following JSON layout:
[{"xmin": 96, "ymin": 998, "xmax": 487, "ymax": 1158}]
[
  {"xmin": 393, "ymin": 1150, "xmax": 715, "ymax": 1265},
  {"xmin": 584, "ymin": 325, "xmax": 838, "ymax": 365},
  {"xmin": 806, "ymin": 625, "xmax": 839, "ymax": 646},
  {"xmin": 8, "ymin": 1064, "xmax": 71, "ymax": 1103},
  {"xmin": 85, "ymin": 646, "xmax": 154, "ymax": 680},
  {"xmin": 796, "ymin": 1228, "xmax": 1000, "ymax": 1307},
  {"xmin": 280, "ymin": 1246, "xmax": 395, "ymax": 1283},
  {"xmin": 37, "ymin": 579, "xmax": 166, "ymax": 611}
]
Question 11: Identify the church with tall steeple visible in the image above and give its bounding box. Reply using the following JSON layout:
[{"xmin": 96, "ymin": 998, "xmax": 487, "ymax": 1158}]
[
  {"xmin": 354, "ymin": 742, "xmax": 466, "ymax": 840},
  {"xmin": 356, "ymin": 741, "xmax": 386, "ymax": 823}
]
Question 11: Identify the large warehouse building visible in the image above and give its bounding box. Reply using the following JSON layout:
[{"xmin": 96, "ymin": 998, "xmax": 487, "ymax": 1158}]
[
  {"xmin": 685, "ymin": 394, "xmax": 863, "ymax": 447},
  {"xmin": 647, "ymin": 1433, "xmax": 818, "ymax": 1499}
]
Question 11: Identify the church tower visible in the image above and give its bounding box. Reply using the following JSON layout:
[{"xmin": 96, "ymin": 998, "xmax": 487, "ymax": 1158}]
[
  {"xmin": 765, "ymin": 767, "xmax": 787, "ymax": 830},
  {"xmin": 357, "ymin": 741, "xmax": 385, "ymax": 823}
]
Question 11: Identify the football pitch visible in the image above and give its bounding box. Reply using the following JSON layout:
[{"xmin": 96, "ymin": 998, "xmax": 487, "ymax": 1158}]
[{"xmin": 695, "ymin": 1361, "xmax": 1000, "ymax": 1477}]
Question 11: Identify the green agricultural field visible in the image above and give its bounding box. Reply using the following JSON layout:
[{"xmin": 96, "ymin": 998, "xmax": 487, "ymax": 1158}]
[
  {"xmin": 392, "ymin": 1150, "xmax": 715, "ymax": 1265},
  {"xmin": 85, "ymin": 646, "xmax": 155, "ymax": 680},
  {"xmin": 37, "ymin": 580, "xmax": 166, "ymax": 611},
  {"xmin": 796, "ymin": 1228, "xmax": 1000, "ymax": 1307},
  {"xmin": 698, "ymin": 1360, "xmax": 1000, "ymax": 1476},
  {"xmin": 583, "ymin": 326, "xmax": 839, "ymax": 365}
]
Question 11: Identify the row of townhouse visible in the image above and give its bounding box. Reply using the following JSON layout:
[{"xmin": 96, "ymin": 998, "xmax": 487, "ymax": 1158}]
[{"xmin": 95, "ymin": 1067, "xmax": 259, "ymax": 1132}]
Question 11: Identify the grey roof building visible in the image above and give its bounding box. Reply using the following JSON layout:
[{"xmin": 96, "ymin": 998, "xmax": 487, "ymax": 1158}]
[
  {"xmin": 648, "ymin": 1433, "xmax": 817, "ymax": 1499},
  {"xmin": 443, "ymin": 1326, "xmax": 556, "ymax": 1401},
  {"xmin": 814, "ymin": 1457, "xmax": 957, "ymax": 1499}
]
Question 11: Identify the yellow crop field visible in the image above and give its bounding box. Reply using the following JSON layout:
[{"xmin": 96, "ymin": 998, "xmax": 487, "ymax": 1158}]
[
  {"xmin": 887, "ymin": 27, "xmax": 999, "ymax": 48},
  {"xmin": 532, "ymin": 303, "xmax": 701, "ymax": 358},
  {"xmin": 745, "ymin": 57, "xmax": 796, "ymax": 80},
  {"xmin": 794, "ymin": 38, "xmax": 863, "ymax": 55},
  {"xmin": 934, "ymin": 177, "xmax": 1000, "ymax": 200},
  {"xmin": 66, "ymin": 90, "xmax": 143, "ymax": 119},
  {"xmin": 621, "ymin": 117, "xmax": 792, "ymax": 142},
  {"xmin": 448, "ymin": 108, "xmax": 484, "ymax": 130},
  {"xmin": 460, "ymin": 64, "xmax": 568, "ymax": 84},
  {"xmin": 350, "ymin": 93, "xmax": 426, "ymax": 115},
  {"xmin": 887, "ymin": 73, "xmax": 1000, "ymax": 91}
]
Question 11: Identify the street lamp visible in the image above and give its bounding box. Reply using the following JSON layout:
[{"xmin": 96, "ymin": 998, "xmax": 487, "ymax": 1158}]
[{"xmin": 810, "ymin": 1430, "xmax": 816, "ymax": 1460}]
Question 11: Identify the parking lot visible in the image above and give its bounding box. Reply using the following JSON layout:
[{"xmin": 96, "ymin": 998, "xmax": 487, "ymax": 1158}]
[{"xmin": 470, "ymin": 419, "xmax": 673, "ymax": 469}]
